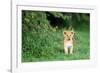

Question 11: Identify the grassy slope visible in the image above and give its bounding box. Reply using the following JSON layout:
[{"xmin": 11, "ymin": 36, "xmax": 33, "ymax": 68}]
[{"xmin": 22, "ymin": 28, "xmax": 90, "ymax": 62}]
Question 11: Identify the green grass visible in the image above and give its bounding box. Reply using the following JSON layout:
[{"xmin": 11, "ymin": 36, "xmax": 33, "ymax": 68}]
[{"xmin": 22, "ymin": 27, "xmax": 90, "ymax": 62}]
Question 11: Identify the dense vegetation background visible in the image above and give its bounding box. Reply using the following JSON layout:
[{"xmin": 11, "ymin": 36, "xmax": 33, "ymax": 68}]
[{"xmin": 22, "ymin": 10, "xmax": 90, "ymax": 62}]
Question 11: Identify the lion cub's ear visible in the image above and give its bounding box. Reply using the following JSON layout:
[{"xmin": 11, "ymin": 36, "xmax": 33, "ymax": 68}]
[
  {"xmin": 63, "ymin": 31, "xmax": 67, "ymax": 35},
  {"xmin": 71, "ymin": 31, "xmax": 74, "ymax": 34},
  {"xmin": 71, "ymin": 31, "xmax": 75, "ymax": 35}
]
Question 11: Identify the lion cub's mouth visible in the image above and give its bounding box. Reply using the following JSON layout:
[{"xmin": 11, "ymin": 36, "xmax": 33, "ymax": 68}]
[{"xmin": 67, "ymin": 38, "xmax": 71, "ymax": 41}]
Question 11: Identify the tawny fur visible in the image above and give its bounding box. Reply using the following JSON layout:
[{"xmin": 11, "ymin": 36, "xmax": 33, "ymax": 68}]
[{"xmin": 63, "ymin": 31, "xmax": 74, "ymax": 54}]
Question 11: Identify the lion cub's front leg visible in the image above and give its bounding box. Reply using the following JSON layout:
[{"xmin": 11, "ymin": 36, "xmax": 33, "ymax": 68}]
[
  {"xmin": 64, "ymin": 46, "xmax": 68, "ymax": 54},
  {"xmin": 69, "ymin": 46, "xmax": 73, "ymax": 54},
  {"xmin": 64, "ymin": 46, "xmax": 73, "ymax": 54}
]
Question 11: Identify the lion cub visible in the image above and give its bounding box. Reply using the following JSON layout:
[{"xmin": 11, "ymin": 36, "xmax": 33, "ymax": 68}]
[{"xmin": 63, "ymin": 30, "xmax": 74, "ymax": 54}]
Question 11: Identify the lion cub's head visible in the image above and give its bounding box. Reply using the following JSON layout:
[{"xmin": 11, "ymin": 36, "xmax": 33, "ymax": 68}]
[{"xmin": 63, "ymin": 31, "xmax": 74, "ymax": 41}]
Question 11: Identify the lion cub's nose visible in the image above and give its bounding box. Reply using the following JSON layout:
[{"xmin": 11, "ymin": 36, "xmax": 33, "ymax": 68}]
[{"xmin": 67, "ymin": 38, "xmax": 70, "ymax": 41}]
